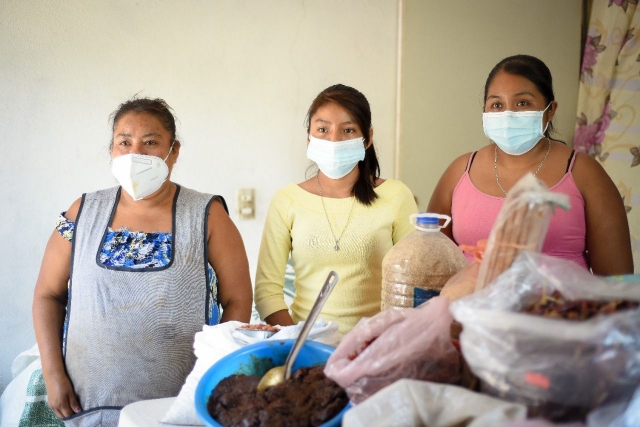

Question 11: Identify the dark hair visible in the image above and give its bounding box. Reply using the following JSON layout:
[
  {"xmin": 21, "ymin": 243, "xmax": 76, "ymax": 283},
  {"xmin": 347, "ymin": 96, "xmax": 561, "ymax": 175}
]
[
  {"xmin": 109, "ymin": 97, "xmax": 177, "ymax": 150},
  {"xmin": 305, "ymin": 84, "xmax": 380, "ymax": 206},
  {"xmin": 484, "ymin": 54, "xmax": 557, "ymax": 139}
]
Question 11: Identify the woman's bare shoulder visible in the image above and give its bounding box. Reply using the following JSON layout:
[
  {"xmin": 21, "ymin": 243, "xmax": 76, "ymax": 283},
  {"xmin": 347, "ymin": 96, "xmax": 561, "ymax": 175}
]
[
  {"xmin": 63, "ymin": 197, "xmax": 83, "ymax": 222},
  {"xmin": 441, "ymin": 151, "xmax": 476, "ymax": 181}
]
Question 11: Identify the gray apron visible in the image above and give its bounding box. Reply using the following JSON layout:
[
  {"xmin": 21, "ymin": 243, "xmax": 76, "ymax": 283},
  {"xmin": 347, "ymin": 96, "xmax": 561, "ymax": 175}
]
[{"xmin": 62, "ymin": 185, "xmax": 221, "ymax": 426}]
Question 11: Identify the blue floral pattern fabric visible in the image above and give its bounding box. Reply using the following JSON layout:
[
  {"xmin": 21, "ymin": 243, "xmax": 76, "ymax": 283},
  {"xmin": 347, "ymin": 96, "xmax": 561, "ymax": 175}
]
[
  {"xmin": 56, "ymin": 213, "xmax": 220, "ymax": 324},
  {"xmin": 100, "ymin": 229, "xmax": 172, "ymax": 268}
]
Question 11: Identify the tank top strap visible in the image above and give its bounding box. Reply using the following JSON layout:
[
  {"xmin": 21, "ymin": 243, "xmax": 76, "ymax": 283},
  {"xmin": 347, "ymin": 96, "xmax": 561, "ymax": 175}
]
[
  {"xmin": 466, "ymin": 152, "xmax": 478, "ymax": 173},
  {"xmin": 566, "ymin": 150, "xmax": 577, "ymax": 173}
]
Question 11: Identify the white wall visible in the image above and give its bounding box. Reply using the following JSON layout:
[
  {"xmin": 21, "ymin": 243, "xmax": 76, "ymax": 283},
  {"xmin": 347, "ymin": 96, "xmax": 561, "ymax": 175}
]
[{"xmin": 0, "ymin": 0, "xmax": 400, "ymax": 393}]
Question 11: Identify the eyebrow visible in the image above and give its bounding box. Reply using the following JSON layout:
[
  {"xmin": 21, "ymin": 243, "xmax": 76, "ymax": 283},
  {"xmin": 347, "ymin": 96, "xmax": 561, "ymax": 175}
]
[
  {"xmin": 313, "ymin": 118, "xmax": 355, "ymax": 125},
  {"xmin": 487, "ymin": 91, "xmax": 536, "ymax": 100},
  {"xmin": 115, "ymin": 132, "xmax": 162, "ymax": 138}
]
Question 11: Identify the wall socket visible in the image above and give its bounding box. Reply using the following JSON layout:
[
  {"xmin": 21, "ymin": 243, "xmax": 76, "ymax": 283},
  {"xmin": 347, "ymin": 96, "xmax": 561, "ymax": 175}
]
[{"xmin": 236, "ymin": 188, "xmax": 255, "ymax": 219}]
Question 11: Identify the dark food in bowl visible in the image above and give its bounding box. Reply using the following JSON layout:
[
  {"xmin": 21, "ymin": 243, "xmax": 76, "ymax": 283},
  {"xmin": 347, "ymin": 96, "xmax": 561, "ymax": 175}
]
[
  {"xmin": 523, "ymin": 290, "xmax": 638, "ymax": 320},
  {"xmin": 208, "ymin": 366, "xmax": 348, "ymax": 427}
]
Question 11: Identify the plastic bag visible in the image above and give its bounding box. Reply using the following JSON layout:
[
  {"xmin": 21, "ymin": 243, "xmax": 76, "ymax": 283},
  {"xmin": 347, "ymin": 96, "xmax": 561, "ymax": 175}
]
[
  {"xmin": 475, "ymin": 173, "xmax": 569, "ymax": 291},
  {"xmin": 324, "ymin": 296, "xmax": 460, "ymax": 404},
  {"xmin": 450, "ymin": 252, "xmax": 640, "ymax": 421},
  {"xmin": 586, "ymin": 383, "xmax": 640, "ymax": 427},
  {"xmin": 343, "ymin": 379, "xmax": 527, "ymax": 427}
]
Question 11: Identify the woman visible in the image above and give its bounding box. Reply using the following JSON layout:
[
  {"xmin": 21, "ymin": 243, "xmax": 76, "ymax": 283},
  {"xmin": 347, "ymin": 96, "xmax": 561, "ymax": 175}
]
[
  {"xmin": 428, "ymin": 54, "xmax": 633, "ymax": 275},
  {"xmin": 254, "ymin": 84, "xmax": 418, "ymax": 334},
  {"xmin": 32, "ymin": 98, "xmax": 253, "ymax": 424}
]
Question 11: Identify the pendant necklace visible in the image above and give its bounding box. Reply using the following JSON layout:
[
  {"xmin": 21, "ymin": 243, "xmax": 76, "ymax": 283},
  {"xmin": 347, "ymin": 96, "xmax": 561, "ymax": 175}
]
[
  {"xmin": 316, "ymin": 174, "xmax": 357, "ymax": 251},
  {"xmin": 494, "ymin": 138, "xmax": 551, "ymax": 196}
]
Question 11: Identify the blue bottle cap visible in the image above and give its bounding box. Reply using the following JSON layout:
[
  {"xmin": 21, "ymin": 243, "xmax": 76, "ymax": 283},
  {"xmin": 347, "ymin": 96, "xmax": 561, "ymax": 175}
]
[{"xmin": 416, "ymin": 216, "xmax": 439, "ymax": 225}]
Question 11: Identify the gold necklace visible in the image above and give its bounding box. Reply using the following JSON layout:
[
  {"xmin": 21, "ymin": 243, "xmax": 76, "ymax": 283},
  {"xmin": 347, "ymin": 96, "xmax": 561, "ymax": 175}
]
[
  {"xmin": 316, "ymin": 174, "xmax": 357, "ymax": 251},
  {"xmin": 494, "ymin": 138, "xmax": 551, "ymax": 196}
]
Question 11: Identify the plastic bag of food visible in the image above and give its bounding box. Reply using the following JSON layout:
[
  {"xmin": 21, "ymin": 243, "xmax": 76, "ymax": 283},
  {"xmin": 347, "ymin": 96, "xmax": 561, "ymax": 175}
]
[
  {"xmin": 450, "ymin": 252, "xmax": 640, "ymax": 421},
  {"xmin": 475, "ymin": 173, "xmax": 569, "ymax": 291},
  {"xmin": 324, "ymin": 296, "xmax": 460, "ymax": 404}
]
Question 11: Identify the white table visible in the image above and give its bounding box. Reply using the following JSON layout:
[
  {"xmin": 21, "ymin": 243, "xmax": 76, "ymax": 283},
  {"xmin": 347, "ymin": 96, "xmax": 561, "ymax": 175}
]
[{"xmin": 118, "ymin": 397, "xmax": 181, "ymax": 427}]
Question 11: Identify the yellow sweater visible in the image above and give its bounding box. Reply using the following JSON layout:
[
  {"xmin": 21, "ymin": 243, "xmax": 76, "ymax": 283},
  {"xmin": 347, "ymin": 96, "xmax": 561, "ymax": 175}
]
[{"xmin": 254, "ymin": 179, "xmax": 418, "ymax": 334}]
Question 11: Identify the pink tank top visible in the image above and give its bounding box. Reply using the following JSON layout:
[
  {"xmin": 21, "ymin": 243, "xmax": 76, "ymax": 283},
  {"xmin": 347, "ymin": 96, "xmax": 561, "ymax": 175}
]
[{"xmin": 451, "ymin": 151, "xmax": 589, "ymax": 269}]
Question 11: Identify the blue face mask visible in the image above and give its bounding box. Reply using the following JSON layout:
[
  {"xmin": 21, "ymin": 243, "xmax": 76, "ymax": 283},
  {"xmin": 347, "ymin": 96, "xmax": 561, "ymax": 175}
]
[
  {"xmin": 307, "ymin": 135, "xmax": 366, "ymax": 179},
  {"xmin": 482, "ymin": 104, "xmax": 551, "ymax": 155}
]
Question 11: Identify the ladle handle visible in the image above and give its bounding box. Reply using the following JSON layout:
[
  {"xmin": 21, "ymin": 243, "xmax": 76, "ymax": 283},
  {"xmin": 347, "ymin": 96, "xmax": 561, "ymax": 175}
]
[{"xmin": 283, "ymin": 270, "xmax": 339, "ymax": 380}]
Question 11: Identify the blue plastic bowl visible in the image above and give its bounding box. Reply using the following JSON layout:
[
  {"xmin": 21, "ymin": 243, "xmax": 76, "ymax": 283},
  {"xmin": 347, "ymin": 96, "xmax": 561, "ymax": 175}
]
[{"xmin": 195, "ymin": 339, "xmax": 350, "ymax": 426}]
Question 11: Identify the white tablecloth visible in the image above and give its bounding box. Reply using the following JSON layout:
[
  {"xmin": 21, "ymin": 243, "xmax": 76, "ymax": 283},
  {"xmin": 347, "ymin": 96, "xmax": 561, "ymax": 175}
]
[{"xmin": 118, "ymin": 397, "xmax": 181, "ymax": 427}]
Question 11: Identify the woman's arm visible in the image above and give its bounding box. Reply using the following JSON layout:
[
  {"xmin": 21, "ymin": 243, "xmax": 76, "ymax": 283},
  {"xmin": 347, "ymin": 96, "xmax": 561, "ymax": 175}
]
[
  {"xmin": 573, "ymin": 153, "xmax": 633, "ymax": 275},
  {"xmin": 264, "ymin": 309, "xmax": 294, "ymax": 327},
  {"xmin": 207, "ymin": 199, "xmax": 253, "ymax": 323},
  {"xmin": 254, "ymin": 193, "xmax": 294, "ymax": 326},
  {"xmin": 426, "ymin": 154, "xmax": 470, "ymax": 240},
  {"xmin": 32, "ymin": 199, "xmax": 82, "ymax": 418}
]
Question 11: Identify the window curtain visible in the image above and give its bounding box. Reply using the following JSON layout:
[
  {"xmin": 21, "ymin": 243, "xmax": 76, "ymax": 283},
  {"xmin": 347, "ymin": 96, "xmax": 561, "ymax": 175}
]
[{"xmin": 575, "ymin": 0, "xmax": 640, "ymax": 272}]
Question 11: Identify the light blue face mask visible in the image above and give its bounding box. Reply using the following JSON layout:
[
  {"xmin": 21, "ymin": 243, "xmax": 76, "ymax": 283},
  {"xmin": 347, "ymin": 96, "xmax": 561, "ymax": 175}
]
[
  {"xmin": 307, "ymin": 135, "xmax": 366, "ymax": 179},
  {"xmin": 482, "ymin": 104, "xmax": 551, "ymax": 155}
]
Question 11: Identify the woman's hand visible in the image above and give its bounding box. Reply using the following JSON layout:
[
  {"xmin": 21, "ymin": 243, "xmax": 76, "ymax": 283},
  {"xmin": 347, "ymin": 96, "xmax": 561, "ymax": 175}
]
[
  {"xmin": 44, "ymin": 370, "xmax": 82, "ymax": 418},
  {"xmin": 207, "ymin": 199, "xmax": 253, "ymax": 322}
]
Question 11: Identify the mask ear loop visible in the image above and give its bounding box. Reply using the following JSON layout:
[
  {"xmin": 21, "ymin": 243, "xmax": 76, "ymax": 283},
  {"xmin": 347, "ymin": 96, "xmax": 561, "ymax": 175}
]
[
  {"xmin": 541, "ymin": 103, "xmax": 552, "ymax": 135},
  {"xmin": 163, "ymin": 140, "xmax": 176, "ymax": 162}
]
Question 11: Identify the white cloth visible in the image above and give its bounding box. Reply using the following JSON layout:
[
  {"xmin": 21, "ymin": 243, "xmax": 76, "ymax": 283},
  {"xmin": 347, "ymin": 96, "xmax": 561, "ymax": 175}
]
[
  {"xmin": 162, "ymin": 319, "xmax": 342, "ymax": 425},
  {"xmin": 118, "ymin": 397, "xmax": 178, "ymax": 427},
  {"xmin": 0, "ymin": 358, "xmax": 42, "ymax": 427},
  {"xmin": 11, "ymin": 344, "xmax": 40, "ymax": 378}
]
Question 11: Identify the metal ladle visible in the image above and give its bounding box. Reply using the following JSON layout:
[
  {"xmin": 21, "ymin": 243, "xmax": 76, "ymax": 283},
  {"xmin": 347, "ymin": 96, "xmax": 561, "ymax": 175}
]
[{"xmin": 256, "ymin": 270, "xmax": 339, "ymax": 392}]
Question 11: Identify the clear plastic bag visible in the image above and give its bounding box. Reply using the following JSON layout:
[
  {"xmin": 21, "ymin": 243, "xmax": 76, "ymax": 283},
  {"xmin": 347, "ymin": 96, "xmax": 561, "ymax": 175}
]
[
  {"xmin": 324, "ymin": 296, "xmax": 461, "ymax": 404},
  {"xmin": 450, "ymin": 252, "xmax": 640, "ymax": 421},
  {"xmin": 475, "ymin": 173, "xmax": 569, "ymax": 291},
  {"xmin": 586, "ymin": 383, "xmax": 640, "ymax": 427}
]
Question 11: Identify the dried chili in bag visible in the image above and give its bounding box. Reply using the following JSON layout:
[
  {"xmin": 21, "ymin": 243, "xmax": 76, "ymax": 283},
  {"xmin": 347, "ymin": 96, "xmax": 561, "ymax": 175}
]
[
  {"xmin": 450, "ymin": 252, "xmax": 640, "ymax": 422},
  {"xmin": 475, "ymin": 173, "xmax": 569, "ymax": 292}
]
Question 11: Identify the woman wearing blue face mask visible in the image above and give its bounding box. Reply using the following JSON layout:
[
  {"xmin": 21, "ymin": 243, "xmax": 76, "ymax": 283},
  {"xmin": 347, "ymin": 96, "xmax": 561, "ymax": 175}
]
[
  {"xmin": 428, "ymin": 54, "xmax": 633, "ymax": 275},
  {"xmin": 254, "ymin": 84, "xmax": 418, "ymax": 334},
  {"xmin": 32, "ymin": 97, "xmax": 253, "ymax": 423}
]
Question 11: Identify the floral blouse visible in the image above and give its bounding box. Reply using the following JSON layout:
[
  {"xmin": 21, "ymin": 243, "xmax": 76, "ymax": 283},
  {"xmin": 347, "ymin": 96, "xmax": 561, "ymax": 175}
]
[{"xmin": 56, "ymin": 213, "xmax": 220, "ymax": 325}]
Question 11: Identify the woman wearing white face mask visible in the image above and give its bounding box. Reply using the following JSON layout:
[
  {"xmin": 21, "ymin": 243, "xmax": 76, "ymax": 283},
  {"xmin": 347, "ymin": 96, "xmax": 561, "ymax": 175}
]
[
  {"xmin": 254, "ymin": 84, "xmax": 418, "ymax": 334},
  {"xmin": 428, "ymin": 54, "xmax": 633, "ymax": 275},
  {"xmin": 32, "ymin": 98, "xmax": 253, "ymax": 424}
]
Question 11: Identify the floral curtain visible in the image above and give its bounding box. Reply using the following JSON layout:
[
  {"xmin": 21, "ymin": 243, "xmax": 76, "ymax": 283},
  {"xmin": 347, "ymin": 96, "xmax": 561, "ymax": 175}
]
[{"xmin": 575, "ymin": 0, "xmax": 640, "ymax": 272}]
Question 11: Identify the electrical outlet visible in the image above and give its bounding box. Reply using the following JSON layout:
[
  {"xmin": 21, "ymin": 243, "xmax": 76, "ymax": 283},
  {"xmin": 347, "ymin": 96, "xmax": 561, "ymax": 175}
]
[{"xmin": 236, "ymin": 188, "xmax": 255, "ymax": 219}]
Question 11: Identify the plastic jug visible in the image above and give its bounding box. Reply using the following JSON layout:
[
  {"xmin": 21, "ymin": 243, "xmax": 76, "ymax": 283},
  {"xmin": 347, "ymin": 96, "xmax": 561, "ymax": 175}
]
[{"xmin": 381, "ymin": 213, "xmax": 468, "ymax": 310}]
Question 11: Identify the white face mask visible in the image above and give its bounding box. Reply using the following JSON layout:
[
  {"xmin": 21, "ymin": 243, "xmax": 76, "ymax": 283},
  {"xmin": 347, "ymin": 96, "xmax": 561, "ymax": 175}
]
[
  {"xmin": 482, "ymin": 104, "xmax": 551, "ymax": 155},
  {"xmin": 111, "ymin": 143, "xmax": 174, "ymax": 201},
  {"xmin": 306, "ymin": 135, "xmax": 366, "ymax": 179}
]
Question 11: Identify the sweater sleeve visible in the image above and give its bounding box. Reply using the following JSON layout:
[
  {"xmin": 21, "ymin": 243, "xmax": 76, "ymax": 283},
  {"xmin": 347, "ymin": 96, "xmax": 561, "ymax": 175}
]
[
  {"xmin": 254, "ymin": 191, "xmax": 294, "ymax": 319},
  {"xmin": 391, "ymin": 183, "xmax": 419, "ymax": 244}
]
